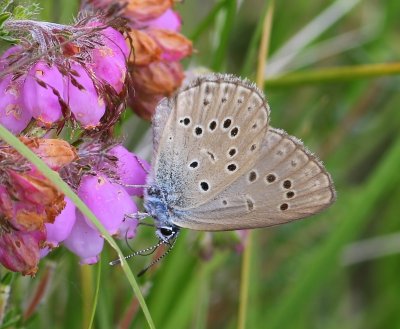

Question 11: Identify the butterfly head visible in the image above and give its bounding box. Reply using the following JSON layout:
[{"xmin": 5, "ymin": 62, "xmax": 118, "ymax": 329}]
[{"xmin": 156, "ymin": 225, "xmax": 180, "ymax": 244}]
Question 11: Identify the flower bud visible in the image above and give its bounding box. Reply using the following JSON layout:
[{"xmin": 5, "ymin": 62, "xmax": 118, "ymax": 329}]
[
  {"xmin": 78, "ymin": 174, "xmax": 137, "ymax": 235},
  {"xmin": 125, "ymin": 0, "xmax": 172, "ymax": 22},
  {"xmin": 128, "ymin": 29, "xmax": 161, "ymax": 66},
  {"xmin": 108, "ymin": 145, "xmax": 150, "ymax": 196},
  {"xmin": 0, "ymin": 75, "xmax": 32, "ymax": 134},
  {"xmin": 23, "ymin": 61, "xmax": 64, "ymax": 125},
  {"xmin": 147, "ymin": 29, "xmax": 192, "ymax": 62},
  {"xmin": 131, "ymin": 90, "xmax": 162, "ymax": 120},
  {"xmin": 19, "ymin": 138, "xmax": 77, "ymax": 171},
  {"xmin": 0, "ymin": 228, "xmax": 45, "ymax": 276},
  {"xmin": 63, "ymin": 212, "xmax": 104, "ymax": 265},
  {"xmin": 64, "ymin": 62, "xmax": 105, "ymax": 128},
  {"xmin": 132, "ymin": 61, "xmax": 184, "ymax": 95}
]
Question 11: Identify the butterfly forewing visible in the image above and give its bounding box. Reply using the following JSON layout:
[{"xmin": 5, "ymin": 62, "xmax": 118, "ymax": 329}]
[
  {"xmin": 171, "ymin": 128, "xmax": 336, "ymax": 231},
  {"xmin": 152, "ymin": 74, "xmax": 270, "ymax": 209}
]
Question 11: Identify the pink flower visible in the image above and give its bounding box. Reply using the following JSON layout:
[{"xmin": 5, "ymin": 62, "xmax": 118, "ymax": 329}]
[
  {"xmin": 0, "ymin": 45, "xmax": 23, "ymax": 71},
  {"xmin": 115, "ymin": 215, "xmax": 138, "ymax": 240},
  {"xmin": 145, "ymin": 9, "xmax": 182, "ymax": 31},
  {"xmin": 77, "ymin": 174, "xmax": 137, "ymax": 235},
  {"xmin": 0, "ymin": 75, "xmax": 32, "ymax": 134},
  {"xmin": 64, "ymin": 62, "xmax": 105, "ymax": 128},
  {"xmin": 45, "ymin": 198, "xmax": 76, "ymax": 248},
  {"xmin": 108, "ymin": 145, "xmax": 150, "ymax": 196},
  {"xmin": 23, "ymin": 61, "xmax": 65, "ymax": 125},
  {"xmin": 89, "ymin": 26, "xmax": 129, "ymax": 93},
  {"xmin": 63, "ymin": 212, "xmax": 104, "ymax": 265}
]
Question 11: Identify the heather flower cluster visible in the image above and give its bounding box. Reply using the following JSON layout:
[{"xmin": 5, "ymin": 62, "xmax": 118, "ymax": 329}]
[
  {"xmin": 89, "ymin": 0, "xmax": 193, "ymax": 120},
  {"xmin": 0, "ymin": 0, "xmax": 191, "ymax": 275}
]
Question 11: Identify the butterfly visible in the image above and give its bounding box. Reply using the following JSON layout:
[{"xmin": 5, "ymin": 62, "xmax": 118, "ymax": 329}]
[{"xmin": 112, "ymin": 73, "xmax": 336, "ymax": 271}]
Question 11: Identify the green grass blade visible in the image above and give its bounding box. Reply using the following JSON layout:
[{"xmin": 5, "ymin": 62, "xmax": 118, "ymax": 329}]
[
  {"xmin": 189, "ymin": 0, "xmax": 227, "ymax": 42},
  {"xmin": 87, "ymin": 261, "xmax": 101, "ymax": 329},
  {"xmin": 265, "ymin": 62, "xmax": 400, "ymax": 88},
  {"xmin": 211, "ymin": 0, "xmax": 236, "ymax": 71}
]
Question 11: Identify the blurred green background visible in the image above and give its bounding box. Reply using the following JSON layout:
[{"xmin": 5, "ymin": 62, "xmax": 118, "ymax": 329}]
[{"xmin": 2, "ymin": 0, "xmax": 400, "ymax": 328}]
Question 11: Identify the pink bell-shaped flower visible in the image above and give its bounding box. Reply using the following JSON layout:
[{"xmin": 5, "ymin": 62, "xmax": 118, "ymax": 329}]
[
  {"xmin": 23, "ymin": 61, "xmax": 64, "ymax": 125},
  {"xmin": 45, "ymin": 198, "xmax": 76, "ymax": 248},
  {"xmin": 108, "ymin": 145, "xmax": 150, "ymax": 196},
  {"xmin": 78, "ymin": 174, "xmax": 138, "ymax": 235},
  {"xmin": 90, "ymin": 26, "xmax": 128, "ymax": 93},
  {"xmin": 0, "ymin": 75, "xmax": 32, "ymax": 134},
  {"xmin": 64, "ymin": 62, "xmax": 105, "ymax": 128},
  {"xmin": 63, "ymin": 212, "xmax": 104, "ymax": 265}
]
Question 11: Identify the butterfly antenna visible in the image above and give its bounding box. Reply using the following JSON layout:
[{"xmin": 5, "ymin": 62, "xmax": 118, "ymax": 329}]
[
  {"xmin": 109, "ymin": 240, "xmax": 164, "ymax": 266},
  {"xmin": 137, "ymin": 237, "xmax": 178, "ymax": 277}
]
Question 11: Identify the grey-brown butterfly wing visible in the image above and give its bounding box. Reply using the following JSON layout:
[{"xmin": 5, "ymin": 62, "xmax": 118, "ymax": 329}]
[
  {"xmin": 171, "ymin": 127, "xmax": 336, "ymax": 231},
  {"xmin": 151, "ymin": 73, "xmax": 270, "ymax": 209},
  {"xmin": 151, "ymin": 97, "xmax": 172, "ymax": 160}
]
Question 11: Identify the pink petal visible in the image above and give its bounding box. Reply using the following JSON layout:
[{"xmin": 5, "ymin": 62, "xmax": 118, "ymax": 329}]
[
  {"xmin": 146, "ymin": 9, "xmax": 182, "ymax": 31},
  {"xmin": 23, "ymin": 61, "xmax": 64, "ymax": 124},
  {"xmin": 90, "ymin": 27, "xmax": 129, "ymax": 93},
  {"xmin": 63, "ymin": 212, "xmax": 104, "ymax": 265},
  {"xmin": 64, "ymin": 62, "xmax": 105, "ymax": 128},
  {"xmin": 115, "ymin": 216, "xmax": 139, "ymax": 240},
  {"xmin": 45, "ymin": 198, "xmax": 76, "ymax": 247},
  {"xmin": 108, "ymin": 145, "xmax": 150, "ymax": 196},
  {"xmin": 0, "ymin": 75, "xmax": 32, "ymax": 134},
  {"xmin": 78, "ymin": 174, "xmax": 138, "ymax": 235}
]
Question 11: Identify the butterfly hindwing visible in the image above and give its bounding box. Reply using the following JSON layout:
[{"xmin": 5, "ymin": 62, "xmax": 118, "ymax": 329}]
[{"xmin": 171, "ymin": 127, "xmax": 336, "ymax": 231}]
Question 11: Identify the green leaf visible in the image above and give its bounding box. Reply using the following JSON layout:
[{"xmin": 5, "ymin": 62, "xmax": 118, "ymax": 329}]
[{"xmin": 0, "ymin": 12, "xmax": 11, "ymax": 27}]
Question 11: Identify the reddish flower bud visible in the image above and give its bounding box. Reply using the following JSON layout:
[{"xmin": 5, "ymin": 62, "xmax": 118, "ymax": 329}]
[
  {"xmin": 0, "ymin": 75, "xmax": 32, "ymax": 134},
  {"xmin": 6, "ymin": 170, "xmax": 65, "ymax": 230},
  {"xmin": 129, "ymin": 90, "xmax": 163, "ymax": 121},
  {"xmin": 128, "ymin": 29, "xmax": 161, "ymax": 66},
  {"xmin": 63, "ymin": 212, "xmax": 104, "ymax": 265},
  {"xmin": 64, "ymin": 62, "xmax": 105, "ymax": 128},
  {"xmin": 125, "ymin": 0, "xmax": 172, "ymax": 22},
  {"xmin": 78, "ymin": 174, "xmax": 137, "ymax": 235},
  {"xmin": 22, "ymin": 61, "xmax": 64, "ymax": 125},
  {"xmin": 132, "ymin": 61, "xmax": 184, "ymax": 95},
  {"xmin": 108, "ymin": 145, "xmax": 150, "ymax": 196},
  {"xmin": 147, "ymin": 29, "xmax": 192, "ymax": 62},
  {"xmin": 0, "ymin": 227, "xmax": 45, "ymax": 276},
  {"xmin": 19, "ymin": 138, "xmax": 77, "ymax": 171}
]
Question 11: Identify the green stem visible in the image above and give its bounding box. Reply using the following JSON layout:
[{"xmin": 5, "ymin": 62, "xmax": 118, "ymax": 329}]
[{"xmin": 238, "ymin": 233, "xmax": 252, "ymax": 329}]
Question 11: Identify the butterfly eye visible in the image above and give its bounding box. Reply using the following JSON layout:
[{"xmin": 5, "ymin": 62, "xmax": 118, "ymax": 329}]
[{"xmin": 159, "ymin": 227, "xmax": 173, "ymax": 237}]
